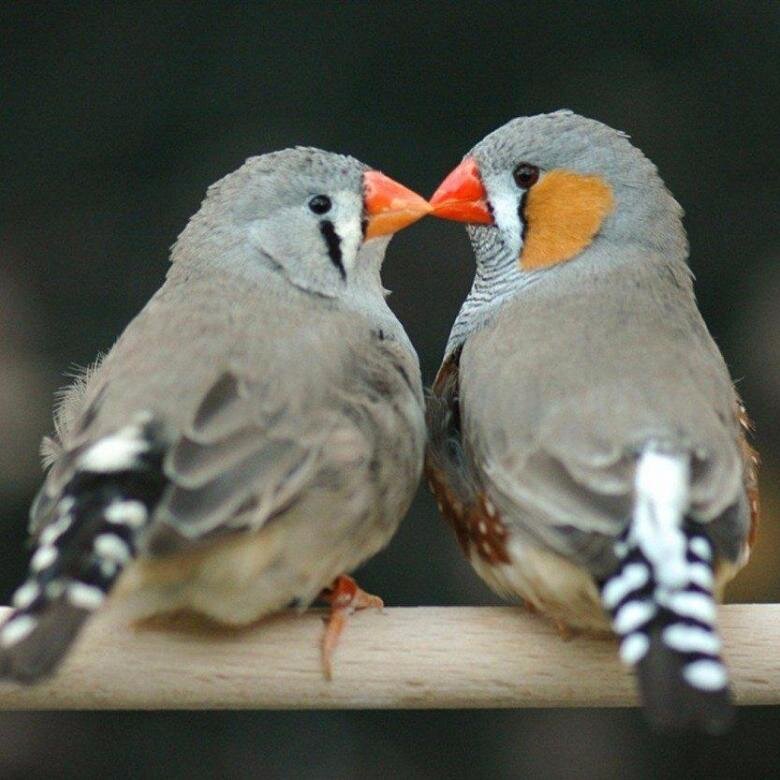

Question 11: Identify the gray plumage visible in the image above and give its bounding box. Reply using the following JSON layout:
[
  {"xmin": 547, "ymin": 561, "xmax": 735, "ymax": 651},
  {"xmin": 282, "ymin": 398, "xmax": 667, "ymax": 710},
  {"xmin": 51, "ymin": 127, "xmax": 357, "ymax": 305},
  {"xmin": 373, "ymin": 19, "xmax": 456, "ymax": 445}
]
[
  {"xmin": 428, "ymin": 112, "xmax": 754, "ymax": 732},
  {"xmin": 458, "ymin": 243, "xmax": 747, "ymax": 575},
  {"xmin": 438, "ymin": 113, "xmax": 748, "ymax": 572},
  {"xmin": 448, "ymin": 110, "xmax": 687, "ymax": 355},
  {"xmin": 4, "ymin": 147, "xmax": 425, "ymax": 681}
]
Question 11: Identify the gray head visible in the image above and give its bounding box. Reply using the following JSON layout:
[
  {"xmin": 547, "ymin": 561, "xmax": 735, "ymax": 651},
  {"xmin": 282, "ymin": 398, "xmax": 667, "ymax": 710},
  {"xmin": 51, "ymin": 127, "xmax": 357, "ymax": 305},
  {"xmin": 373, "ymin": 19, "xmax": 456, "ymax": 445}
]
[
  {"xmin": 431, "ymin": 111, "xmax": 687, "ymax": 273},
  {"xmin": 172, "ymin": 147, "xmax": 429, "ymax": 298}
]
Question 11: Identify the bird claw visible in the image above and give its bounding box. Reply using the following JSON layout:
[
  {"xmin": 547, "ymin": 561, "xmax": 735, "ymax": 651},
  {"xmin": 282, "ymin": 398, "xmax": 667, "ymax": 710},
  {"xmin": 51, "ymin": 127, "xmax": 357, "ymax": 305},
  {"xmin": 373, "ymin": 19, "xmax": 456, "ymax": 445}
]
[{"xmin": 319, "ymin": 574, "xmax": 383, "ymax": 680}]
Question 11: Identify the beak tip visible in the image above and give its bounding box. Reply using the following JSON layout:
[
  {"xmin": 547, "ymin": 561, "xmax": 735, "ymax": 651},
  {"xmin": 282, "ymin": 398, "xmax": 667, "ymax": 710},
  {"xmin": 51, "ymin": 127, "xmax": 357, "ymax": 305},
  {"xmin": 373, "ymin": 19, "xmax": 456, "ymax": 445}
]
[
  {"xmin": 362, "ymin": 170, "xmax": 432, "ymax": 238},
  {"xmin": 427, "ymin": 157, "xmax": 493, "ymax": 225},
  {"xmin": 428, "ymin": 189, "xmax": 448, "ymax": 212}
]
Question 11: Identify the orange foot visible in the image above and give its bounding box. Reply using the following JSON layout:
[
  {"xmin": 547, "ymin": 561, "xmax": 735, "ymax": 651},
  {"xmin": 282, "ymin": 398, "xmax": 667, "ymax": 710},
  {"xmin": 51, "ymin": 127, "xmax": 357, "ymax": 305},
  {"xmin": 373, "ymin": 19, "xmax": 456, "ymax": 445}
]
[
  {"xmin": 522, "ymin": 599, "xmax": 538, "ymax": 615},
  {"xmin": 318, "ymin": 574, "xmax": 383, "ymax": 680}
]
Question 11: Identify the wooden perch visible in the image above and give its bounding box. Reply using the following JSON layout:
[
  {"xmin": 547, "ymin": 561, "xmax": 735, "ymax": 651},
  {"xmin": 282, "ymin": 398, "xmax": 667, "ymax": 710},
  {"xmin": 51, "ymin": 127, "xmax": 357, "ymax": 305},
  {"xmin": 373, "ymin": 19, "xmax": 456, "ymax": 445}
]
[{"xmin": 0, "ymin": 605, "xmax": 778, "ymax": 709}]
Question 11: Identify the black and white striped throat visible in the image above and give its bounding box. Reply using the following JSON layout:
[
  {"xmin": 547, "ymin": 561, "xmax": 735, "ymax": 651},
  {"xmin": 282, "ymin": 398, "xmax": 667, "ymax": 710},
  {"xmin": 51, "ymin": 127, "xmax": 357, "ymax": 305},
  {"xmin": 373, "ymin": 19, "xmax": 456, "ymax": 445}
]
[{"xmin": 446, "ymin": 236, "xmax": 542, "ymax": 355}]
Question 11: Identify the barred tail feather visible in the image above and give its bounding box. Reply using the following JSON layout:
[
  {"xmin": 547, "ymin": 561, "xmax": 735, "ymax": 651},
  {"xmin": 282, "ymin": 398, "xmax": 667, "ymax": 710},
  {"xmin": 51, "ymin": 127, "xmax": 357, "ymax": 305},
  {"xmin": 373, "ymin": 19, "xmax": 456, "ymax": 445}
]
[
  {"xmin": 600, "ymin": 450, "xmax": 733, "ymax": 733},
  {"xmin": 0, "ymin": 420, "xmax": 166, "ymax": 683}
]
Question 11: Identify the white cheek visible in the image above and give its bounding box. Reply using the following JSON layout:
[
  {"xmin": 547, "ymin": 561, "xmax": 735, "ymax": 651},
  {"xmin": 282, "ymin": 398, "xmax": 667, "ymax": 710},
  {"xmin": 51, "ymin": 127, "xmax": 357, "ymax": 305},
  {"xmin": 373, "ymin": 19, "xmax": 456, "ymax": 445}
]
[
  {"xmin": 338, "ymin": 218, "xmax": 363, "ymax": 267},
  {"xmin": 484, "ymin": 174, "xmax": 523, "ymax": 258},
  {"xmin": 333, "ymin": 192, "xmax": 364, "ymax": 269}
]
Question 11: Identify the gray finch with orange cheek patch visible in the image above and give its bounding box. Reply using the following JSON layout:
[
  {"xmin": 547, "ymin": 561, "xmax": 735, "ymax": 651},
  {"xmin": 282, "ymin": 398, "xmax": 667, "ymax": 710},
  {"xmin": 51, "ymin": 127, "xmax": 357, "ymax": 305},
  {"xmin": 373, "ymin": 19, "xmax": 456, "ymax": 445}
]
[{"xmin": 427, "ymin": 111, "xmax": 758, "ymax": 733}]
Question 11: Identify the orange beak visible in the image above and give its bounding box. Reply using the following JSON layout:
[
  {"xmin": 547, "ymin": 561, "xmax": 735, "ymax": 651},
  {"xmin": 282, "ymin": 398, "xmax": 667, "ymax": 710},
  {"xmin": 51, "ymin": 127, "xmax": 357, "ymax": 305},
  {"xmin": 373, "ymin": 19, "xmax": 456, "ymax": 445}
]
[
  {"xmin": 429, "ymin": 157, "xmax": 493, "ymax": 224},
  {"xmin": 363, "ymin": 170, "xmax": 432, "ymax": 240}
]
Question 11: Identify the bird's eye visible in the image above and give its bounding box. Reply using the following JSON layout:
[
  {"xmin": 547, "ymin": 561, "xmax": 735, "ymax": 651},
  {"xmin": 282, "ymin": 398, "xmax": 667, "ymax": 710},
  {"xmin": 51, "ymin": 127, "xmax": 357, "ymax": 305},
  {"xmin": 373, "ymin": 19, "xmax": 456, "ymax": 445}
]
[
  {"xmin": 513, "ymin": 163, "xmax": 540, "ymax": 189},
  {"xmin": 308, "ymin": 195, "xmax": 332, "ymax": 214}
]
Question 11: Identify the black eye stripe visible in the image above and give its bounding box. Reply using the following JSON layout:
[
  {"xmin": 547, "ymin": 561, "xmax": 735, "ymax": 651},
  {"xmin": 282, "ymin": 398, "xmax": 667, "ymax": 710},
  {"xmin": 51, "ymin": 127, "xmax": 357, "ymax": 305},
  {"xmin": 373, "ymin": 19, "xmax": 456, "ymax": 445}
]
[
  {"xmin": 319, "ymin": 220, "xmax": 346, "ymax": 280},
  {"xmin": 518, "ymin": 190, "xmax": 529, "ymax": 242}
]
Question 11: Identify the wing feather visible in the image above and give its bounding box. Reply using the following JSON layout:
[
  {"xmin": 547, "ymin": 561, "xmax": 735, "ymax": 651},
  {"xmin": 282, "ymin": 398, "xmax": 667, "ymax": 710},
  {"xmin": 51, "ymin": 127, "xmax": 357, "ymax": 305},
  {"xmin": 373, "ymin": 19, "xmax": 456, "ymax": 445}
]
[{"xmin": 454, "ymin": 251, "xmax": 750, "ymax": 573}]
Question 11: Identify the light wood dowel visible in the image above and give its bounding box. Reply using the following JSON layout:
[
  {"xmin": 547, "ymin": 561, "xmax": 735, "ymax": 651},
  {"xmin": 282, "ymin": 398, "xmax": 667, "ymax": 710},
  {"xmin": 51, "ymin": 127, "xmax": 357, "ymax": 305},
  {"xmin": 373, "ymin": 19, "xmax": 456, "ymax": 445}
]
[{"xmin": 0, "ymin": 605, "xmax": 777, "ymax": 709}]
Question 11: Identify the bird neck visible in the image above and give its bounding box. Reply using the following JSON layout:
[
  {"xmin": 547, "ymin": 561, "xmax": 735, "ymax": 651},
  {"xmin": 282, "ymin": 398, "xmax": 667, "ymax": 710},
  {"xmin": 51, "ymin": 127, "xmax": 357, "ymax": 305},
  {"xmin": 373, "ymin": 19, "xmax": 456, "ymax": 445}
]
[{"xmin": 446, "ymin": 233, "xmax": 543, "ymax": 356}]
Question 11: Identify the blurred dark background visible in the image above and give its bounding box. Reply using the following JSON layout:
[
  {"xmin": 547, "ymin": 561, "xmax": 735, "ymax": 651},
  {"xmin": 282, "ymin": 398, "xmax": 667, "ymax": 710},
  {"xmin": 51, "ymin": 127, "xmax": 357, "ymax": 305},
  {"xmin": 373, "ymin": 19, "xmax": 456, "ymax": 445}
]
[{"xmin": 2, "ymin": 2, "xmax": 779, "ymax": 777}]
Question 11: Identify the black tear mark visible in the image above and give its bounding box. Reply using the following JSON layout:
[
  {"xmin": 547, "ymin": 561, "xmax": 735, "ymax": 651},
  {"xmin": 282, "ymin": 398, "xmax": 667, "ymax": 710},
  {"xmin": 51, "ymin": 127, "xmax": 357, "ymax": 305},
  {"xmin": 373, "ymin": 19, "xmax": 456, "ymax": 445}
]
[
  {"xmin": 518, "ymin": 190, "xmax": 529, "ymax": 243},
  {"xmin": 319, "ymin": 220, "xmax": 346, "ymax": 280}
]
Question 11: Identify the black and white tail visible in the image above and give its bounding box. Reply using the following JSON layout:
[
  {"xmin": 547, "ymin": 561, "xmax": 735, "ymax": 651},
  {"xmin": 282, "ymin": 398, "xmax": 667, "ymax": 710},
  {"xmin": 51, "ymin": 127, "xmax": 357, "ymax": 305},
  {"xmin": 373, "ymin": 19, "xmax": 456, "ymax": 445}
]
[
  {"xmin": 599, "ymin": 450, "xmax": 733, "ymax": 733},
  {"xmin": 0, "ymin": 419, "xmax": 166, "ymax": 683}
]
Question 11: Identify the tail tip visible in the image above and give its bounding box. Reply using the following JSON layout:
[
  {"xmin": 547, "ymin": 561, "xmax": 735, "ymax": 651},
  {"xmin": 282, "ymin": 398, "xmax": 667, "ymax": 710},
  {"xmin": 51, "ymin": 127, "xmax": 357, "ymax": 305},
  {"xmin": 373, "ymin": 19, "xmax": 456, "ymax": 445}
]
[
  {"xmin": 644, "ymin": 691, "xmax": 735, "ymax": 735},
  {"xmin": 0, "ymin": 602, "xmax": 89, "ymax": 685},
  {"xmin": 636, "ymin": 644, "xmax": 735, "ymax": 734}
]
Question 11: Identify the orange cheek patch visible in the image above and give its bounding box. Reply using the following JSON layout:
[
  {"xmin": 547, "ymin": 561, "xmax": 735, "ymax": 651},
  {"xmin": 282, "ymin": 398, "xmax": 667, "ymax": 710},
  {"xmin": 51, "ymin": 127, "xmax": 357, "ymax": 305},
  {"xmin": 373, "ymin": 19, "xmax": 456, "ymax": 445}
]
[{"xmin": 520, "ymin": 169, "xmax": 614, "ymax": 270}]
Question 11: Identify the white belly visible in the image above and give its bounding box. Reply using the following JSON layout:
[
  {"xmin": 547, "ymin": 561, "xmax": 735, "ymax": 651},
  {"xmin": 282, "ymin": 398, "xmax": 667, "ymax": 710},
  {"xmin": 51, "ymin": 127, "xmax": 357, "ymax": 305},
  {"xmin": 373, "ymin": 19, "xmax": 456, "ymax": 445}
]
[{"xmin": 468, "ymin": 536, "xmax": 611, "ymax": 633}]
